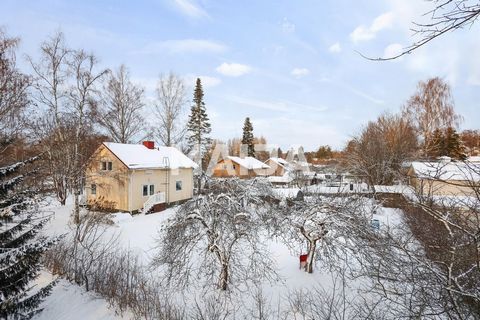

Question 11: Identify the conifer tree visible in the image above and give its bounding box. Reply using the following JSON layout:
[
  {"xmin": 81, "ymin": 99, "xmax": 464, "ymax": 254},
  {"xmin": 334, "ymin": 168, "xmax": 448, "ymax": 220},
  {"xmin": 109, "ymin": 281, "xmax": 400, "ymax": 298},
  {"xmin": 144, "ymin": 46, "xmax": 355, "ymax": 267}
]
[
  {"xmin": 0, "ymin": 156, "xmax": 56, "ymax": 319},
  {"xmin": 241, "ymin": 117, "xmax": 255, "ymax": 157},
  {"xmin": 186, "ymin": 78, "xmax": 211, "ymax": 191},
  {"xmin": 444, "ymin": 127, "xmax": 467, "ymax": 160}
]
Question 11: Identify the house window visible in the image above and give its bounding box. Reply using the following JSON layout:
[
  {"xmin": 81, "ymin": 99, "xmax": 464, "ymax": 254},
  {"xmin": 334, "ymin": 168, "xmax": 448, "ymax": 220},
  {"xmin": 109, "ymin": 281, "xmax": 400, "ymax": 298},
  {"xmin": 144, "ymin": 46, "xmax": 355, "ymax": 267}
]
[
  {"xmin": 233, "ymin": 164, "xmax": 236, "ymax": 170},
  {"xmin": 143, "ymin": 184, "xmax": 154, "ymax": 196},
  {"xmin": 91, "ymin": 184, "xmax": 96, "ymax": 195},
  {"xmin": 176, "ymin": 181, "xmax": 182, "ymax": 191},
  {"xmin": 101, "ymin": 161, "xmax": 113, "ymax": 171}
]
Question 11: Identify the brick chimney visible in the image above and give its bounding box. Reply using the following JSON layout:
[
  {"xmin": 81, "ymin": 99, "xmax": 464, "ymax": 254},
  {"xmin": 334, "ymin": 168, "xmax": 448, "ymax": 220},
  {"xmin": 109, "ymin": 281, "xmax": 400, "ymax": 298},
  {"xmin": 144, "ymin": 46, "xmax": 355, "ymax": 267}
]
[{"xmin": 142, "ymin": 141, "xmax": 155, "ymax": 149}]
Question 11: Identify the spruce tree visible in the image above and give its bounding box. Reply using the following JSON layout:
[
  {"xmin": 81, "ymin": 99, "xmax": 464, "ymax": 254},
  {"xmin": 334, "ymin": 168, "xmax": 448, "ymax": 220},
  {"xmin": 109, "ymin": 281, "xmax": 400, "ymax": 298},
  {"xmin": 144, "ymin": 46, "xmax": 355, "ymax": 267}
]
[
  {"xmin": 0, "ymin": 155, "xmax": 56, "ymax": 319},
  {"xmin": 186, "ymin": 78, "xmax": 211, "ymax": 190},
  {"xmin": 241, "ymin": 117, "xmax": 255, "ymax": 157},
  {"xmin": 444, "ymin": 127, "xmax": 467, "ymax": 160}
]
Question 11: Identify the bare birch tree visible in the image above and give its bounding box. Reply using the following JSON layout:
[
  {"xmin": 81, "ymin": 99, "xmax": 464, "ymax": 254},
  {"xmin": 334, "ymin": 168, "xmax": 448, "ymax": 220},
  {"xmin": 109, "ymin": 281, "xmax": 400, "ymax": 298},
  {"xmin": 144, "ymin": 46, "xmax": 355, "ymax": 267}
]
[
  {"xmin": 403, "ymin": 77, "xmax": 462, "ymax": 157},
  {"xmin": 153, "ymin": 72, "xmax": 187, "ymax": 147},
  {"xmin": 28, "ymin": 32, "xmax": 71, "ymax": 205},
  {"xmin": 98, "ymin": 64, "xmax": 145, "ymax": 143},
  {"xmin": 67, "ymin": 49, "xmax": 107, "ymax": 223}
]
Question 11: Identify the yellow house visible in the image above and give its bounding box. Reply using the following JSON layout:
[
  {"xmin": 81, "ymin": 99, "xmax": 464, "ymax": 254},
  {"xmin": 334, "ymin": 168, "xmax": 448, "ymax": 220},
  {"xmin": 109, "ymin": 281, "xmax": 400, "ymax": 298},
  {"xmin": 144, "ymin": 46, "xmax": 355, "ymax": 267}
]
[
  {"xmin": 212, "ymin": 156, "xmax": 270, "ymax": 178},
  {"xmin": 85, "ymin": 141, "xmax": 197, "ymax": 213},
  {"xmin": 408, "ymin": 159, "xmax": 480, "ymax": 197}
]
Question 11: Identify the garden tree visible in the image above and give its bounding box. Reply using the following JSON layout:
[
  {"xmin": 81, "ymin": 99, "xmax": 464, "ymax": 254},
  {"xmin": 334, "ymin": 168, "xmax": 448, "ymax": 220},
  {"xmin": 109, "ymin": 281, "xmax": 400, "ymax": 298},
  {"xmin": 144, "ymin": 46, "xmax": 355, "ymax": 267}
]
[
  {"xmin": 355, "ymin": 191, "xmax": 480, "ymax": 319},
  {"xmin": 153, "ymin": 179, "xmax": 278, "ymax": 291},
  {"xmin": 345, "ymin": 113, "xmax": 417, "ymax": 188},
  {"xmin": 367, "ymin": 0, "xmax": 480, "ymax": 60},
  {"xmin": 403, "ymin": 77, "xmax": 462, "ymax": 157},
  {"xmin": 153, "ymin": 72, "xmax": 187, "ymax": 148},
  {"xmin": 280, "ymin": 195, "xmax": 374, "ymax": 274},
  {"xmin": 241, "ymin": 117, "xmax": 255, "ymax": 157},
  {"xmin": 98, "ymin": 64, "xmax": 145, "ymax": 144},
  {"xmin": 186, "ymin": 78, "xmax": 211, "ymax": 192}
]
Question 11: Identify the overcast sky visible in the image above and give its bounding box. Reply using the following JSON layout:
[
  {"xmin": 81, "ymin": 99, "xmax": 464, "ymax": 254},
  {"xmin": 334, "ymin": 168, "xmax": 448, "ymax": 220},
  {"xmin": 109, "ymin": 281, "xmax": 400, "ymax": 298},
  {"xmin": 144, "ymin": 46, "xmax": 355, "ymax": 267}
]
[{"xmin": 3, "ymin": 0, "xmax": 480, "ymax": 150}]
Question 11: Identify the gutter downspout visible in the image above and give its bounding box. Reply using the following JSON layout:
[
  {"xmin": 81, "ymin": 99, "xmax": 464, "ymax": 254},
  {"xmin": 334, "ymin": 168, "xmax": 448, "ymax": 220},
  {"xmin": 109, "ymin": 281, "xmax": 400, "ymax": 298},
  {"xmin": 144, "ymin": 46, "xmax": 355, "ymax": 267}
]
[{"xmin": 128, "ymin": 170, "xmax": 133, "ymax": 213}]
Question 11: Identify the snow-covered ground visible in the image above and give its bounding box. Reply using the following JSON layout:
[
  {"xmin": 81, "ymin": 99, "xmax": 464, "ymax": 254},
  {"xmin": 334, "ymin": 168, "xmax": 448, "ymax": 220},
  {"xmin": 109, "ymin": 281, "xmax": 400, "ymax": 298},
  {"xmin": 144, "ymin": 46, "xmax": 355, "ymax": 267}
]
[{"xmin": 35, "ymin": 196, "xmax": 406, "ymax": 319}]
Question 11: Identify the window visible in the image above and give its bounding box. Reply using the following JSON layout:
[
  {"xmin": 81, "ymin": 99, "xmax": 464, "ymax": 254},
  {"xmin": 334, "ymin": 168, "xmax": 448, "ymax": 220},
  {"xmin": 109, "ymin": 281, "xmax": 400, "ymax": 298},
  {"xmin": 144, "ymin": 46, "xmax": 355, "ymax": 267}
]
[
  {"xmin": 143, "ymin": 184, "xmax": 154, "ymax": 196},
  {"xmin": 91, "ymin": 184, "xmax": 96, "ymax": 195},
  {"xmin": 101, "ymin": 161, "xmax": 113, "ymax": 171},
  {"xmin": 176, "ymin": 181, "xmax": 182, "ymax": 191},
  {"xmin": 233, "ymin": 164, "xmax": 236, "ymax": 170}
]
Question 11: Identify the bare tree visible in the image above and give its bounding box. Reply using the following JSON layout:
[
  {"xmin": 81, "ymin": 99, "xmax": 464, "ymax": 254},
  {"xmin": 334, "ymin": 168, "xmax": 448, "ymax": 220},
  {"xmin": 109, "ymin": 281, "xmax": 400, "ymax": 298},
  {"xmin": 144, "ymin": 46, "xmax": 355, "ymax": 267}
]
[
  {"xmin": 153, "ymin": 178, "xmax": 278, "ymax": 292},
  {"xmin": 28, "ymin": 32, "xmax": 71, "ymax": 205},
  {"xmin": 98, "ymin": 64, "xmax": 145, "ymax": 143},
  {"xmin": 365, "ymin": 0, "xmax": 480, "ymax": 60},
  {"xmin": 0, "ymin": 30, "xmax": 30, "ymax": 149},
  {"xmin": 67, "ymin": 49, "xmax": 107, "ymax": 223},
  {"xmin": 403, "ymin": 77, "xmax": 462, "ymax": 157},
  {"xmin": 153, "ymin": 72, "xmax": 187, "ymax": 148},
  {"xmin": 345, "ymin": 112, "xmax": 418, "ymax": 189}
]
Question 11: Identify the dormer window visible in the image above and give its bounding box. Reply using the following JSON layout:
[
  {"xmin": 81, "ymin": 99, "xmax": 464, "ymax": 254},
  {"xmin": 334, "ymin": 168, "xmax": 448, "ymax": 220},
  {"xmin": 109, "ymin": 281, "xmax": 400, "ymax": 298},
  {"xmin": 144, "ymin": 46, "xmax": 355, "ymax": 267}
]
[{"xmin": 102, "ymin": 161, "xmax": 113, "ymax": 171}]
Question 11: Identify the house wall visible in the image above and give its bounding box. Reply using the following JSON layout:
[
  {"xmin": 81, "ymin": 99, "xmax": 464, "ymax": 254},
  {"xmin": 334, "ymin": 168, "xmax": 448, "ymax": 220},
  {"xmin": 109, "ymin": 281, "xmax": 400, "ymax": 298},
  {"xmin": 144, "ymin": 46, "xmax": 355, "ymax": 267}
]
[
  {"xmin": 408, "ymin": 167, "xmax": 477, "ymax": 196},
  {"xmin": 212, "ymin": 159, "xmax": 267, "ymax": 178},
  {"xmin": 86, "ymin": 145, "xmax": 129, "ymax": 211},
  {"xmin": 265, "ymin": 159, "xmax": 285, "ymax": 176},
  {"xmin": 128, "ymin": 168, "xmax": 193, "ymax": 211},
  {"xmin": 86, "ymin": 144, "xmax": 194, "ymax": 212}
]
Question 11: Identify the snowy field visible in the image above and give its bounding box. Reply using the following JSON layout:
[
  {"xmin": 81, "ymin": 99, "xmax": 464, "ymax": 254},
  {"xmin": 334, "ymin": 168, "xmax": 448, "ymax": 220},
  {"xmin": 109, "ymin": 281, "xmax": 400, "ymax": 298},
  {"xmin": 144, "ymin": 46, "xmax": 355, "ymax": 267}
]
[{"xmin": 34, "ymin": 195, "xmax": 405, "ymax": 320}]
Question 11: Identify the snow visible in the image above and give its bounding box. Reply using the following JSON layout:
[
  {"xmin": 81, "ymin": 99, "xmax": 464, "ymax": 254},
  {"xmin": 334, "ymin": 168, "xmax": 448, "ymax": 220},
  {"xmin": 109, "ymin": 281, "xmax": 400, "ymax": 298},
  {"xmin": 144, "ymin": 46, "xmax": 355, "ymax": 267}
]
[
  {"xmin": 267, "ymin": 157, "xmax": 289, "ymax": 167},
  {"xmin": 227, "ymin": 156, "xmax": 270, "ymax": 170},
  {"xmin": 410, "ymin": 161, "xmax": 480, "ymax": 182},
  {"xmin": 272, "ymin": 187, "xmax": 300, "ymax": 198},
  {"xmin": 36, "ymin": 195, "xmax": 410, "ymax": 319},
  {"xmin": 267, "ymin": 172, "xmax": 293, "ymax": 184},
  {"xmin": 34, "ymin": 273, "xmax": 131, "ymax": 320},
  {"xmin": 104, "ymin": 142, "xmax": 198, "ymax": 170}
]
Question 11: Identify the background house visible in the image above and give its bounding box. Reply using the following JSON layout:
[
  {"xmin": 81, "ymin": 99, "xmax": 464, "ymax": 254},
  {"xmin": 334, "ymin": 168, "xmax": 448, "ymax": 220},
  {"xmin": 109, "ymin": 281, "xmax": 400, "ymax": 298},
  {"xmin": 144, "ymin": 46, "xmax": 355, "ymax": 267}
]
[
  {"xmin": 264, "ymin": 157, "xmax": 289, "ymax": 176},
  {"xmin": 408, "ymin": 157, "xmax": 480, "ymax": 196},
  {"xmin": 212, "ymin": 156, "xmax": 270, "ymax": 178},
  {"xmin": 85, "ymin": 141, "xmax": 197, "ymax": 213}
]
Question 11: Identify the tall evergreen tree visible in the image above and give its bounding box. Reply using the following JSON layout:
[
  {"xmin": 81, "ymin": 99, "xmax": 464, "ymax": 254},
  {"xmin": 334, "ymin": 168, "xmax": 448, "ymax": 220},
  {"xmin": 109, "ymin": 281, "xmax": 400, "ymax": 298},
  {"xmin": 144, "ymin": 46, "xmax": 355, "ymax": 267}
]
[
  {"xmin": 0, "ymin": 155, "xmax": 56, "ymax": 318},
  {"xmin": 241, "ymin": 117, "xmax": 255, "ymax": 157},
  {"xmin": 186, "ymin": 78, "xmax": 211, "ymax": 191}
]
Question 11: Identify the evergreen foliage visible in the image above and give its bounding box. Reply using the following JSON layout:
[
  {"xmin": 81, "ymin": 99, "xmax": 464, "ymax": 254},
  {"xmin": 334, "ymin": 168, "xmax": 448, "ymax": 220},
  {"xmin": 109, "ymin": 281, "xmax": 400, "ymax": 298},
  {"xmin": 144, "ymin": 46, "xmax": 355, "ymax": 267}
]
[
  {"xmin": 241, "ymin": 117, "xmax": 255, "ymax": 157},
  {"xmin": 186, "ymin": 78, "xmax": 212, "ymax": 159},
  {"xmin": 426, "ymin": 127, "xmax": 466, "ymax": 160},
  {"xmin": 0, "ymin": 156, "xmax": 56, "ymax": 319}
]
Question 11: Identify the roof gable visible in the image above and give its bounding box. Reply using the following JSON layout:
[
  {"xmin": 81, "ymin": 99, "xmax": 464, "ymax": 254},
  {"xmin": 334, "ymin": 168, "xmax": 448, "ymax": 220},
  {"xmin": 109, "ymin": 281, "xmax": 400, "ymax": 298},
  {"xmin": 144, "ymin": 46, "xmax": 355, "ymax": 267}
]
[{"xmin": 228, "ymin": 156, "xmax": 270, "ymax": 170}]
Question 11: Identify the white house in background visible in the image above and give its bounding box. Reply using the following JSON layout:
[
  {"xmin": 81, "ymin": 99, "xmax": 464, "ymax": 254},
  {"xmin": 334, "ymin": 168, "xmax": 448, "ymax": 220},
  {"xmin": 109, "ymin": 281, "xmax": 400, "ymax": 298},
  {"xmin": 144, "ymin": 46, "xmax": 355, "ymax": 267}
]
[
  {"xmin": 85, "ymin": 141, "xmax": 197, "ymax": 213},
  {"xmin": 408, "ymin": 157, "xmax": 480, "ymax": 196}
]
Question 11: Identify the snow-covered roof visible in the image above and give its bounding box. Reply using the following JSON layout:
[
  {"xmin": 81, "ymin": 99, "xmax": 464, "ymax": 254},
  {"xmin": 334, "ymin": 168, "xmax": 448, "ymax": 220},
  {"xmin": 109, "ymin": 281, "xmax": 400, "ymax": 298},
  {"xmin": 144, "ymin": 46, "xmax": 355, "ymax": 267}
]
[
  {"xmin": 267, "ymin": 173, "xmax": 294, "ymax": 184},
  {"xmin": 267, "ymin": 157, "xmax": 289, "ymax": 167},
  {"xmin": 410, "ymin": 161, "xmax": 480, "ymax": 182},
  {"xmin": 227, "ymin": 156, "xmax": 270, "ymax": 170},
  {"xmin": 104, "ymin": 142, "xmax": 198, "ymax": 170}
]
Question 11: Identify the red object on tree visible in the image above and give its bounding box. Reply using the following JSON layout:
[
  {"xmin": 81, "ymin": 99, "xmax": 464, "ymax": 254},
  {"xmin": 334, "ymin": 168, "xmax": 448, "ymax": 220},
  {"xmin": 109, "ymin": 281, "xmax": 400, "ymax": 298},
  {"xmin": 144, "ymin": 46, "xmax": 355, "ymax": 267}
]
[{"xmin": 299, "ymin": 254, "xmax": 308, "ymax": 262}]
